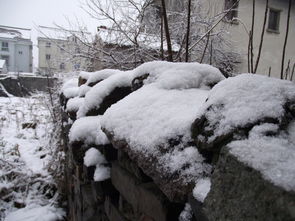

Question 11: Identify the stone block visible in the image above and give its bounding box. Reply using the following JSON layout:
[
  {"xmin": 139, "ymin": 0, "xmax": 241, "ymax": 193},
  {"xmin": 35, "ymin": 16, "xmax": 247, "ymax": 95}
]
[
  {"xmin": 188, "ymin": 195, "xmax": 208, "ymax": 221},
  {"xmin": 204, "ymin": 147, "xmax": 295, "ymax": 221},
  {"xmin": 138, "ymin": 182, "xmax": 183, "ymax": 221},
  {"xmin": 118, "ymin": 150, "xmax": 152, "ymax": 182},
  {"xmin": 111, "ymin": 161, "xmax": 141, "ymax": 211},
  {"xmin": 104, "ymin": 196, "xmax": 127, "ymax": 221}
]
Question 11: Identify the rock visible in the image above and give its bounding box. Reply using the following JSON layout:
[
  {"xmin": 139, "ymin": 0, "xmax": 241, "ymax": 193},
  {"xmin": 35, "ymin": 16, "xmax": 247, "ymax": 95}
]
[
  {"xmin": 203, "ymin": 147, "xmax": 295, "ymax": 221},
  {"xmin": 85, "ymin": 86, "xmax": 132, "ymax": 116}
]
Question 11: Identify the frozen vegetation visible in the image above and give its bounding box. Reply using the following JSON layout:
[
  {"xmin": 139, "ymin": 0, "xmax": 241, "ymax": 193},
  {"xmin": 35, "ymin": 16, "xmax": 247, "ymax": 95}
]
[{"xmin": 0, "ymin": 95, "xmax": 64, "ymax": 220}]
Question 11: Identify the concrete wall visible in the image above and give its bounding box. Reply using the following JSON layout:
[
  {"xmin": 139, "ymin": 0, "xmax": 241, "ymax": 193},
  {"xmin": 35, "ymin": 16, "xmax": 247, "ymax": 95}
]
[{"xmin": 0, "ymin": 75, "xmax": 57, "ymax": 97}]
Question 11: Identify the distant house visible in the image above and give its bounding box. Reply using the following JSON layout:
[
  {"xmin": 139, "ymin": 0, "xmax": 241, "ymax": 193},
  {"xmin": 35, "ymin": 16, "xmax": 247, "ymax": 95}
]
[
  {"xmin": 0, "ymin": 59, "xmax": 8, "ymax": 74},
  {"xmin": 37, "ymin": 26, "xmax": 91, "ymax": 75},
  {"xmin": 0, "ymin": 26, "xmax": 33, "ymax": 73}
]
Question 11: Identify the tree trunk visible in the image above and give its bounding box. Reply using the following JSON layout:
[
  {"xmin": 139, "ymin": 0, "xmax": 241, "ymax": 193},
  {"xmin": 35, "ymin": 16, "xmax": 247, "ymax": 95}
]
[
  {"xmin": 185, "ymin": 0, "xmax": 192, "ymax": 62},
  {"xmin": 161, "ymin": 0, "xmax": 173, "ymax": 61},
  {"xmin": 254, "ymin": 0, "xmax": 268, "ymax": 73},
  {"xmin": 280, "ymin": 0, "xmax": 292, "ymax": 79}
]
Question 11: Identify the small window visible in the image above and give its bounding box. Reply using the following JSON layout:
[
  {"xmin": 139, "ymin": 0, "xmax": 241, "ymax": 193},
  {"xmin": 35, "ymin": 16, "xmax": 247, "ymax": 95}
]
[
  {"xmin": 45, "ymin": 54, "xmax": 51, "ymax": 60},
  {"xmin": 1, "ymin": 42, "xmax": 9, "ymax": 51},
  {"xmin": 60, "ymin": 63, "xmax": 65, "ymax": 70},
  {"xmin": 46, "ymin": 42, "xmax": 51, "ymax": 48},
  {"xmin": 19, "ymin": 51, "xmax": 23, "ymax": 55},
  {"xmin": 268, "ymin": 9, "xmax": 280, "ymax": 32},
  {"xmin": 224, "ymin": 0, "xmax": 239, "ymax": 21}
]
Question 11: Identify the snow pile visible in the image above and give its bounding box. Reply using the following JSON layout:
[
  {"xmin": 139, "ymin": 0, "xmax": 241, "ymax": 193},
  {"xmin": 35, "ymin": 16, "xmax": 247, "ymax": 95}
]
[
  {"xmin": 77, "ymin": 70, "xmax": 133, "ymax": 117},
  {"xmin": 228, "ymin": 121, "xmax": 295, "ymax": 192},
  {"xmin": 78, "ymin": 84, "xmax": 91, "ymax": 97},
  {"xmin": 179, "ymin": 203, "xmax": 193, "ymax": 221},
  {"xmin": 86, "ymin": 69, "xmax": 120, "ymax": 86},
  {"xmin": 61, "ymin": 78, "xmax": 79, "ymax": 99},
  {"xmin": 69, "ymin": 116, "xmax": 109, "ymax": 145},
  {"xmin": 193, "ymin": 178, "xmax": 211, "ymax": 202},
  {"xmin": 5, "ymin": 205, "xmax": 65, "ymax": 221},
  {"xmin": 83, "ymin": 148, "xmax": 110, "ymax": 182},
  {"xmin": 78, "ymin": 61, "xmax": 224, "ymax": 118},
  {"xmin": 196, "ymin": 74, "xmax": 295, "ymax": 144},
  {"xmin": 84, "ymin": 147, "xmax": 106, "ymax": 167},
  {"xmin": 66, "ymin": 97, "xmax": 85, "ymax": 113}
]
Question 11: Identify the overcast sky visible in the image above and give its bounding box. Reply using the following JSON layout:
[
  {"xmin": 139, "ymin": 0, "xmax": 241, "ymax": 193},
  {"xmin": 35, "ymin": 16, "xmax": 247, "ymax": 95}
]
[{"xmin": 0, "ymin": 0, "xmax": 99, "ymax": 67}]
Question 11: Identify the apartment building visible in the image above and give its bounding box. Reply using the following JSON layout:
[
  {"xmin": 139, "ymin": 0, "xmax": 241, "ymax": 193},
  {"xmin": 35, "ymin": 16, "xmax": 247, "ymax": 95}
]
[
  {"xmin": 38, "ymin": 26, "xmax": 91, "ymax": 75},
  {"xmin": 0, "ymin": 26, "xmax": 33, "ymax": 73}
]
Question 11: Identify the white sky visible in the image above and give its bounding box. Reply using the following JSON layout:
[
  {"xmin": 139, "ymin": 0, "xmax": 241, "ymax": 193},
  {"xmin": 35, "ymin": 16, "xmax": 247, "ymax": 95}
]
[{"xmin": 0, "ymin": 0, "xmax": 100, "ymax": 68}]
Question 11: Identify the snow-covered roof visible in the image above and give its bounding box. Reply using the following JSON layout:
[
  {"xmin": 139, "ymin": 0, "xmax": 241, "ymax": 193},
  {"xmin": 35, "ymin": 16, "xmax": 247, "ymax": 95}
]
[{"xmin": 0, "ymin": 26, "xmax": 31, "ymax": 39}]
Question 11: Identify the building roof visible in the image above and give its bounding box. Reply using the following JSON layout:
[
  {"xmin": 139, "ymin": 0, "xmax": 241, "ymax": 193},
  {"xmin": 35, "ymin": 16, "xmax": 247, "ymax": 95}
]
[{"xmin": 0, "ymin": 25, "xmax": 31, "ymax": 40}]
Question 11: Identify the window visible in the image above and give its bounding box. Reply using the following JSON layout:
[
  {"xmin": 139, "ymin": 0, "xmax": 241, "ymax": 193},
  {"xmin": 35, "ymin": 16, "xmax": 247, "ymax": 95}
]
[
  {"xmin": 45, "ymin": 54, "xmax": 51, "ymax": 60},
  {"xmin": 224, "ymin": 0, "xmax": 239, "ymax": 21},
  {"xmin": 60, "ymin": 63, "xmax": 65, "ymax": 70},
  {"xmin": 19, "ymin": 51, "xmax": 23, "ymax": 55},
  {"xmin": 46, "ymin": 42, "xmax": 51, "ymax": 48},
  {"xmin": 268, "ymin": 9, "xmax": 280, "ymax": 32},
  {"xmin": 1, "ymin": 42, "xmax": 9, "ymax": 51},
  {"xmin": 1, "ymin": 55, "xmax": 9, "ymax": 66}
]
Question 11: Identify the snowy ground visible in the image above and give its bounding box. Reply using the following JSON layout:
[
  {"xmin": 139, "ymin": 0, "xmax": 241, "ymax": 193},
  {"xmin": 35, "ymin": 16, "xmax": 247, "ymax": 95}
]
[{"xmin": 0, "ymin": 95, "xmax": 64, "ymax": 221}]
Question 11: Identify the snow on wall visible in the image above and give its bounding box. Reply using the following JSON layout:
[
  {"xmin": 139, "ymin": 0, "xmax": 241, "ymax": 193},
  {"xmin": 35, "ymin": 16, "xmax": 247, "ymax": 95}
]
[
  {"xmin": 69, "ymin": 116, "xmax": 109, "ymax": 145},
  {"xmin": 101, "ymin": 61, "xmax": 224, "ymax": 183},
  {"xmin": 198, "ymin": 74, "xmax": 295, "ymax": 143},
  {"xmin": 228, "ymin": 121, "xmax": 295, "ymax": 192},
  {"xmin": 86, "ymin": 69, "xmax": 121, "ymax": 86}
]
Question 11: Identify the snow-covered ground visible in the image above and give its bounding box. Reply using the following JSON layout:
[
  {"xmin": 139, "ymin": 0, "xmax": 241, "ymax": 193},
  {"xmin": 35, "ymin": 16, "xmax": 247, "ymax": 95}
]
[{"xmin": 0, "ymin": 95, "xmax": 64, "ymax": 221}]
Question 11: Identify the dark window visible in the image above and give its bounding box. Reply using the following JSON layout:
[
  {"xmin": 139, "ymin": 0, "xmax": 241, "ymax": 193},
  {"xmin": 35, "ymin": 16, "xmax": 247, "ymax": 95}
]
[
  {"xmin": 46, "ymin": 54, "xmax": 51, "ymax": 60},
  {"xmin": 60, "ymin": 63, "xmax": 65, "ymax": 70},
  {"xmin": 224, "ymin": 0, "xmax": 239, "ymax": 21},
  {"xmin": 46, "ymin": 42, "xmax": 51, "ymax": 48},
  {"xmin": 268, "ymin": 9, "xmax": 280, "ymax": 32},
  {"xmin": 1, "ymin": 42, "xmax": 9, "ymax": 51},
  {"xmin": 19, "ymin": 51, "xmax": 23, "ymax": 55}
]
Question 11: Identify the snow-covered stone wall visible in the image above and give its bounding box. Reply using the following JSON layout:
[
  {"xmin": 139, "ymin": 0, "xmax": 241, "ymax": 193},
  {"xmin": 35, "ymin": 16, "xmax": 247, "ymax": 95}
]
[{"xmin": 60, "ymin": 62, "xmax": 295, "ymax": 221}]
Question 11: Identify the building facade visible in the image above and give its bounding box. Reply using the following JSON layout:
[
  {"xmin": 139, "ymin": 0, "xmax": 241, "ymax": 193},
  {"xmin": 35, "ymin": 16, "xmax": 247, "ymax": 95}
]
[
  {"xmin": 0, "ymin": 27, "xmax": 33, "ymax": 73},
  {"xmin": 38, "ymin": 27, "xmax": 92, "ymax": 75},
  {"xmin": 148, "ymin": 0, "xmax": 295, "ymax": 80}
]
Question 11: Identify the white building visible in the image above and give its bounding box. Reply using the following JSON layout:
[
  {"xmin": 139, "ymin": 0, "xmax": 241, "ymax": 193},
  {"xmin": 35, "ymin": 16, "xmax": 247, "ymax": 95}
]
[{"xmin": 0, "ymin": 26, "xmax": 33, "ymax": 73}]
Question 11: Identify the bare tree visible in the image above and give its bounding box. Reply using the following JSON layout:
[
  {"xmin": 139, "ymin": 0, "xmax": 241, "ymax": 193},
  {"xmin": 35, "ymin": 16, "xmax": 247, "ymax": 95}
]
[{"xmin": 280, "ymin": 0, "xmax": 292, "ymax": 79}]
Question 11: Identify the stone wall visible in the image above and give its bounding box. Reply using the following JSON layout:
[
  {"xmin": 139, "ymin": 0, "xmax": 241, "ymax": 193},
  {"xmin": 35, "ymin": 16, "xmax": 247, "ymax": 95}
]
[{"xmin": 0, "ymin": 75, "xmax": 57, "ymax": 97}]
